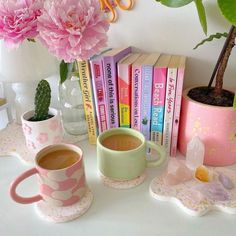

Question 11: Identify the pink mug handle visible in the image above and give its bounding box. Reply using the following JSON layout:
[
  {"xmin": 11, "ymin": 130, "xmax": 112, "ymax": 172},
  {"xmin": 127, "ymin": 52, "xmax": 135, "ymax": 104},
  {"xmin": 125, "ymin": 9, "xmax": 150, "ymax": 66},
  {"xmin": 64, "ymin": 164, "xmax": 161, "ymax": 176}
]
[{"xmin": 10, "ymin": 168, "xmax": 43, "ymax": 204}]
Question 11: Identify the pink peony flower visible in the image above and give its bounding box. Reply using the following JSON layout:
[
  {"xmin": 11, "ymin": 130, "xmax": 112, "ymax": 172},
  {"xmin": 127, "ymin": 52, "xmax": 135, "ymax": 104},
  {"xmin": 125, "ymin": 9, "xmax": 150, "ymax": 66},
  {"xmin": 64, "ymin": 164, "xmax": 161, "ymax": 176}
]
[
  {"xmin": 38, "ymin": 0, "xmax": 110, "ymax": 63},
  {"xmin": 0, "ymin": 0, "xmax": 43, "ymax": 49}
]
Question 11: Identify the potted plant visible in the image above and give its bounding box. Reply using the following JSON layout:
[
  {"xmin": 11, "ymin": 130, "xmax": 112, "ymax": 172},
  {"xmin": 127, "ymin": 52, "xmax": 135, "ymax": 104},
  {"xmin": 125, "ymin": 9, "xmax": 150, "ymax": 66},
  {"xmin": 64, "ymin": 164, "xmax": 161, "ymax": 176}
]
[
  {"xmin": 156, "ymin": 0, "xmax": 236, "ymax": 166},
  {"xmin": 21, "ymin": 79, "xmax": 63, "ymax": 153}
]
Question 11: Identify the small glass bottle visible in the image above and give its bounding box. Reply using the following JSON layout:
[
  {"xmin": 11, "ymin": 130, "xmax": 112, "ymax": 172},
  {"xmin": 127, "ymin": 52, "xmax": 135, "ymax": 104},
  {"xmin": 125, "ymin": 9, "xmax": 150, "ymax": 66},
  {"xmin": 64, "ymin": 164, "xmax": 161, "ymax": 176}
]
[{"xmin": 59, "ymin": 68, "xmax": 87, "ymax": 136}]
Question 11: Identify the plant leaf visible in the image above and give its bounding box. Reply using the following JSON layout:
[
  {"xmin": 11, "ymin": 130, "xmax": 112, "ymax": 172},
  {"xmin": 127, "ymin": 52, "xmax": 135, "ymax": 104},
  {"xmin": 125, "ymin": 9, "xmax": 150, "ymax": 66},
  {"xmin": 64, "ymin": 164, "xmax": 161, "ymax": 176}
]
[
  {"xmin": 193, "ymin": 32, "xmax": 228, "ymax": 49},
  {"xmin": 60, "ymin": 60, "xmax": 68, "ymax": 84},
  {"xmin": 233, "ymin": 93, "xmax": 236, "ymax": 108},
  {"xmin": 155, "ymin": 0, "xmax": 193, "ymax": 7},
  {"xmin": 194, "ymin": 0, "xmax": 207, "ymax": 35},
  {"xmin": 218, "ymin": 0, "xmax": 236, "ymax": 26}
]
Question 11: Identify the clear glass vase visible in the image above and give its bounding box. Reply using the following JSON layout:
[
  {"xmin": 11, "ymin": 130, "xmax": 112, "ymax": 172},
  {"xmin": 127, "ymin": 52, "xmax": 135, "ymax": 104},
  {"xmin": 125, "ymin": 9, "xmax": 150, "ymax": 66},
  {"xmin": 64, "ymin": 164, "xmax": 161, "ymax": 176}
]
[{"xmin": 59, "ymin": 72, "xmax": 87, "ymax": 136}]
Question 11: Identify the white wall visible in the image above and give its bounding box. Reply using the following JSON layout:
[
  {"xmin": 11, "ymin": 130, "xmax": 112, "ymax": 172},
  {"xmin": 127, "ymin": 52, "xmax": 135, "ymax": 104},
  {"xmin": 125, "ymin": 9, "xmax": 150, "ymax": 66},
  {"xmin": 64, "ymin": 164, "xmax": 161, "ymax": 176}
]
[
  {"xmin": 107, "ymin": 0, "xmax": 235, "ymax": 89},
  {"xmin": 1, "ymin": 0, "xmax": 235, "ymax": 126}
]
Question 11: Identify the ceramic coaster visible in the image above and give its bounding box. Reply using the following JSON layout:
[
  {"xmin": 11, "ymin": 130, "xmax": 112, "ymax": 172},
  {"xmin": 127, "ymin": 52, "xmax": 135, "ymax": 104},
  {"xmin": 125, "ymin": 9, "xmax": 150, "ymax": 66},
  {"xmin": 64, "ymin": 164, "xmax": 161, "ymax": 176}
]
[
  {"xmin": 35, "ymin": 188, "xmax": 93, "ymax": 223},
  {"xmin": 0, "ymin": 122, "xmax": 88, "ymax": 165},
  {"xmin": 150, "ymin": 167, "xmax": 236, "ymax": 216},
  {"xmin": 99, "ymin": 172, "xmax": 146, "ymax": 189}
]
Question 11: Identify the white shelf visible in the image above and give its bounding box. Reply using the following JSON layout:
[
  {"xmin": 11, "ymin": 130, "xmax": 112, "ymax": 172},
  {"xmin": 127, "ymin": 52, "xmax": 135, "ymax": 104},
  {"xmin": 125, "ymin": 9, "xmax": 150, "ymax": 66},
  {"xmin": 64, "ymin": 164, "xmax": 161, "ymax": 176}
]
[{"xmin": 1, "ymin": 139, "xmax": 236, "ymax": 236}]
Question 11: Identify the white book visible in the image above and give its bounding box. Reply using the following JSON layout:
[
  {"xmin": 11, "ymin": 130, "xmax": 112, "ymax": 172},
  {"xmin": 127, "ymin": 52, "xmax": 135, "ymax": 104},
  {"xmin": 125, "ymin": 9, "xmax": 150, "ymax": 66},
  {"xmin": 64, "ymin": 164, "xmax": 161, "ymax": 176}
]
[{"xmin": 162, "ymin": 55, "xmax": 180, "ymax": 156}]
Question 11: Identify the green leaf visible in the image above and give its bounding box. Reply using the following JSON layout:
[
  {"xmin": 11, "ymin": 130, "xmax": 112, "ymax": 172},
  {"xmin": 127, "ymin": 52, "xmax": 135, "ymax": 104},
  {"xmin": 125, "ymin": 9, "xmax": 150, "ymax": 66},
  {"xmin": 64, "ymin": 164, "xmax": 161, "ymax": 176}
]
[
  {"xmin": 218, "ymin": 0, "xmax": 236, "ymax": 26},
  {"xmin": 60, "ymin": 61, "xmax": 74, "ymax": 84},
  {"xmin": 233, "ymin": 93, "xmax": 236, "ymax": 108},
  {"xmin": 193, "ymin": 32, "xmax": 228, "ymax": 49},
  {"xmin": 155, "ymin": 0, "xmax": 194, "ymax": 7},
  {"xmin": 60, "ymin": 60, "xmax": 68, "ymax": 84},
  {"xmin": 194, "ymin": 0, "xmax": 207, "ymax": 35}
]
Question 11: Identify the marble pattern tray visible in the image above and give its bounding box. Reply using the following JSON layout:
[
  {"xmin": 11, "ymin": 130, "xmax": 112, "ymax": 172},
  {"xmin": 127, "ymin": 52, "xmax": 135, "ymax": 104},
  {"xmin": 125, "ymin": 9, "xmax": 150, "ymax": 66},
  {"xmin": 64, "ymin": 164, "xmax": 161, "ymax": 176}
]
[
  {"xmin": 0, "ymin": 122, "xmax": 88, "ymax": 165},
  {"xmin": 150, "ymin": 167, "xmax": 236, "ymax": 216}
]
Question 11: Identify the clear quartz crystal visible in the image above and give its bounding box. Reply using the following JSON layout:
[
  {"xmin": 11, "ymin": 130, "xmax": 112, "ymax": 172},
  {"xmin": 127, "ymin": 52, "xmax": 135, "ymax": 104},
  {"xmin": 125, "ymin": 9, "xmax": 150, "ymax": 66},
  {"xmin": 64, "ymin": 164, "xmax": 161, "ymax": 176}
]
[
  {"xmin": 59, "ymin": 73, "xmax": 87, "ymax": 136},
  {"xmin": 186, "ymin": 136, "xmax": 205, "ymax": 170}
]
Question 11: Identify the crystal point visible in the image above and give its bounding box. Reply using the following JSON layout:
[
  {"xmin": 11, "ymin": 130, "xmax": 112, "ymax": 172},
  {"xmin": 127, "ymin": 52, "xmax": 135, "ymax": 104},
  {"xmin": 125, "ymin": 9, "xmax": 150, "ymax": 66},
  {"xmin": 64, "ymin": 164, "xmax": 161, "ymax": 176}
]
[
  {"xmin": 186, "ymin": 136, "xmax": 205, "ymax": 170},
  {"xmin": 195, "ymin": 182, "xmax": 230, "ymax": 201},
  {"xmin": 218, "ymin": 173, "xmax": 234, "ymax": 190},
  {"xmin": 163, "ymin": 159, "xmax": 193, "ymax": 186}
]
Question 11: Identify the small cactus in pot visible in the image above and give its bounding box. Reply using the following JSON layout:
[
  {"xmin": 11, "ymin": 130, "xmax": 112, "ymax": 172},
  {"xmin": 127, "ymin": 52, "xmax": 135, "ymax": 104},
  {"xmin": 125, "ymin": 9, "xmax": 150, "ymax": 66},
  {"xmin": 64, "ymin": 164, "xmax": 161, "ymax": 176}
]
[{"xmin": 30, "ymin": 79, "xmax": 52, "ymax": 121}]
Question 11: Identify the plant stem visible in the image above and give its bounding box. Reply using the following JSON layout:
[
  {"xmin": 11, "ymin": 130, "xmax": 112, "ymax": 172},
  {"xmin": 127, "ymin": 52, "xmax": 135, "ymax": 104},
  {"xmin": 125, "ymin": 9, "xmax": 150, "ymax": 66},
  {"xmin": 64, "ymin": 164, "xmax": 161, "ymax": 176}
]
[
  {"xmin": 208, "ymin": 26, "xmax": 235, "ymax": 94},
  {"xmin": 214, "ymin": 26, "xmax": 236, "ymax": 96}
]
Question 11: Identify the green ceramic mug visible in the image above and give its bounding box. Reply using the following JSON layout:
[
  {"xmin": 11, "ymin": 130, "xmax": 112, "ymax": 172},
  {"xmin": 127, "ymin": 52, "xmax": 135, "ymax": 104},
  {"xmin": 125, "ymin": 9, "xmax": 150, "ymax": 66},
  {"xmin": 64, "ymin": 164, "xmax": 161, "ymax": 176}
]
[{"xmin": 97, "ymin": 128, "xmax": 166, "ymax": 180}]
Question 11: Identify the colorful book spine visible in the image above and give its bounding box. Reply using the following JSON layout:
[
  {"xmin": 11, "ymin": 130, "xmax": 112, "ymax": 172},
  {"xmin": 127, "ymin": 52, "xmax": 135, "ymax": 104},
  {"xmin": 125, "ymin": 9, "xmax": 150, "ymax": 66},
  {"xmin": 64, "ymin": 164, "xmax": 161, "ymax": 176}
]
[
  {"xmin": 118, "ymin": 62, "xmax": 131, "ymax": 128},
  {"xmin": 131, "ymin": 63, "xmax": 142, "ymax": 131},
  {"xmin": 163, "ymin": 56, "xmax": 179, "ymax": 155},
  {"xmin": 118, "ymin": 53, "xmax": 140, "ymax": 128},
  {"xmin": 140, "ymin": 65, "xmax": 154, "ymax": 140},
  {"xmin": 103, "ymin": 47, "xmax": 131, "ymax": 128},
  {"xmin": 90, "ymin": 57, "xmax": 108, "ymax": 134},
  {"xmin": 78, "ymin": 60, "xmax": 97, "ymax": 144},
  {"xmin": 151, "ymin": 67, "xmax": 168, "ymax": 145},
  {"xmin": 170, "ymin": 56, "xmax": 186, "ymax": 156}
]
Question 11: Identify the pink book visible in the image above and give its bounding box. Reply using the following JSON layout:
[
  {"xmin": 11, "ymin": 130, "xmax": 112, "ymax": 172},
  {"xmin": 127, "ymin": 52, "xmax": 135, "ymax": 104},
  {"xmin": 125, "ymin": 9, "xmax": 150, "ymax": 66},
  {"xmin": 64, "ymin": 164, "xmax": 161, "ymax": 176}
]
[
  {"xmin": 170, "ymin": 56, "xmax": 186, "ymax": 156},
  {"xmin": 102, "ymin": 47, "xmax": 132, "ymax": 128},
  {"xmin": 131, "ymin": 54, "xmax": 148, "ymax": 131},
  {"xmin": 151, "ymin": 54, "xmax": 171, "ymax": 145},
  {"xmin": 118, "ymin": 53, "xmax": 140, "ymax": 128},
  {"xmin": 163, "ymin": 55, "xmax": 180, "ymax": 156},
  {"xmin": 90, "ymin": 55, "xmax": 108, "ymax": 134}
]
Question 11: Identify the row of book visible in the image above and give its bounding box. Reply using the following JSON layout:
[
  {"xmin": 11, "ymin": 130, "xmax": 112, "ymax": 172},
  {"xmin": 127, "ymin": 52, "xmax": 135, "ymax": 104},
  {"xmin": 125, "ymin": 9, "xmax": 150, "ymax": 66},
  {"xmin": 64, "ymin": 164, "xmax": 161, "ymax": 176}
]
[{"xmin": 77, "ymin": 47, "xmax": 186, "ymax": 157}]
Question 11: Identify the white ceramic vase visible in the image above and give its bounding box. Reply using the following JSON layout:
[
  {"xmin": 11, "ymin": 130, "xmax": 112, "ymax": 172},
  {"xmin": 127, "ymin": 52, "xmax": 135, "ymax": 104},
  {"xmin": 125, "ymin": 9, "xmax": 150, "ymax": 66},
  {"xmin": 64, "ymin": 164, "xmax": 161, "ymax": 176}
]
[{"xmin": 21, "ymin": 108, "xmax": 63, "ymax": 153}]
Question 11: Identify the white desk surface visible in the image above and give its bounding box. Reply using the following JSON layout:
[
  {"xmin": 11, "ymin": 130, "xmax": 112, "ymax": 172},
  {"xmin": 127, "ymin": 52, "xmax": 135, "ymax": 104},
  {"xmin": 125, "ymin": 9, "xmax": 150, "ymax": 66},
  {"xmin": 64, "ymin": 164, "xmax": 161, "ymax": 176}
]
[{"xmin": 1, "ymin": 139, "xmax": 236, "ymax": 236}]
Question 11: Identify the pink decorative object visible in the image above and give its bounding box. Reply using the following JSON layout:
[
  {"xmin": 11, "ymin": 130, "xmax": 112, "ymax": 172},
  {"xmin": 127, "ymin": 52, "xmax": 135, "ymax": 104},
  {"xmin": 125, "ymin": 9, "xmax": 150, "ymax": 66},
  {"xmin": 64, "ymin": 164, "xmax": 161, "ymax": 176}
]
[
  {"xmin": 178, "ymin": 87, "xmax": 236, "ymax": 166},
  {"xmin": 22, "ymin": 123, "xmax": 32, "ymax": 135},
  {"xmin": 0, "ymin": 0, "xmax": 43, "ymax": 49},
  {"xmin": 38, "ymin": 0, "xmax": 110, "ymax": 63},
  {"xmin": 36, "ymin": 133, "xmax": 48, "ymax": 144},
  {"xmin": 163, "ymin": 158, "xmax": 193, "ymax": 186},
  {"xmin": 150, "ymin": 163, "xmax": 236, "ymax": 216},
  {"xmin": 10, "ymin": 144, "xmax": 89, "ymax": 208},
  {"xmin": 49, "ymin": 119, "xmax": 59, "ymax": 131},
  {"xmin": 21, "ymin": 108, "xmax": 63, "ymax": 153}
]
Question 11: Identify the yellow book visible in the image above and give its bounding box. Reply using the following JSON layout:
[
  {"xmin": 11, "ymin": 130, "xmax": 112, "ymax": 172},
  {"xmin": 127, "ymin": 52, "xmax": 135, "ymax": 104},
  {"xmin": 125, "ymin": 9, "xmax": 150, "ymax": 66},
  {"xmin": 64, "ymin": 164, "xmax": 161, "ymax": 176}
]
[{"xmin": 77, "ymin": 60, "xmax": 97, "ymax": 144}]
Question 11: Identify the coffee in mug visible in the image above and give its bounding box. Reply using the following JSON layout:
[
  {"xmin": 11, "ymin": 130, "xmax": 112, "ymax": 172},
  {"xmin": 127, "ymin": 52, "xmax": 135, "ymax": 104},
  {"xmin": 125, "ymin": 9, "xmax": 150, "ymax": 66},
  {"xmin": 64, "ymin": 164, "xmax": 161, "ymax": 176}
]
[
  {"xmin": 10, "ymin": 144, "xmax": 87, "ymax": 207},
  {"xmin": 38, "ymin": 149, "xmax": 79, "ymax": 170},
  {"xmin": 101, "ymin": 134, "xmax": 142, "ymax": 151}
]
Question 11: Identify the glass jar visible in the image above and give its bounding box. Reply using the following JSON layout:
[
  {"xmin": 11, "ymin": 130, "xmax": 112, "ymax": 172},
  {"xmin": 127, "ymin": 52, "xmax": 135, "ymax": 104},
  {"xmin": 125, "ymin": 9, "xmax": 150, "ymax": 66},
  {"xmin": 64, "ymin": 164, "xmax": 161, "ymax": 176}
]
[{"xmin": 59, "ymin": 72, "xmax": 87, "ymax": 136}]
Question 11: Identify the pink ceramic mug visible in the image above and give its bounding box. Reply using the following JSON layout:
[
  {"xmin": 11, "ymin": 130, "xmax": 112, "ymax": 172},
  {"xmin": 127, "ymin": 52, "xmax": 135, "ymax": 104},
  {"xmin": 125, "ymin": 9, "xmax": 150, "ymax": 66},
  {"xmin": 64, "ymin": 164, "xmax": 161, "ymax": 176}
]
[{"xmin": 10, "ymin": 144, "xmax": 87, "ymax": 207}]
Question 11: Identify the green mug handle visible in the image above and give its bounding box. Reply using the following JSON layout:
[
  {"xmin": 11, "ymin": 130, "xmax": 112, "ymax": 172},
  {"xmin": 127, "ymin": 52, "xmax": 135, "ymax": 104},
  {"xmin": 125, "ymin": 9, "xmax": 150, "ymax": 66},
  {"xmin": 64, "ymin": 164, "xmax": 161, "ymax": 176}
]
[{"xmin": 145, "ymin": 140, "xmax": 166, "ymax": 167}]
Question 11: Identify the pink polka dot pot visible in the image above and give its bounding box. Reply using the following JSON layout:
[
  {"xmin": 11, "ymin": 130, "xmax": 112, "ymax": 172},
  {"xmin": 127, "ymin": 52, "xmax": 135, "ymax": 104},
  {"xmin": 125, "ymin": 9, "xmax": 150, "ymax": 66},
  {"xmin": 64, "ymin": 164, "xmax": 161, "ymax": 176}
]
[{"xmin": 21, "ymin": 108, "xmax": 63, "ymax": 153}]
